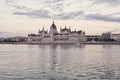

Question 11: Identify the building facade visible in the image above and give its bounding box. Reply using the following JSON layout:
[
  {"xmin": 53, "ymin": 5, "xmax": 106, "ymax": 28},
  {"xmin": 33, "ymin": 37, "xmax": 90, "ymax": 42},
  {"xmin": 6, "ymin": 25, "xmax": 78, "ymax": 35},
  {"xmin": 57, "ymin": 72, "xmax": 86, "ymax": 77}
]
[
  {"xmin": 27, "ymin": 21, "xmax": 86, "ymax": 44},
  {"xmin": 110, "ymin": 34, "xmax": 120, "ymax": 42},
  {"xmin": 101, "ymin": 32, "xmax": 111, "ymax": 41},
  {"xmin": 86, "ymin": 35, "xmax": 101, "ymax": 42}
]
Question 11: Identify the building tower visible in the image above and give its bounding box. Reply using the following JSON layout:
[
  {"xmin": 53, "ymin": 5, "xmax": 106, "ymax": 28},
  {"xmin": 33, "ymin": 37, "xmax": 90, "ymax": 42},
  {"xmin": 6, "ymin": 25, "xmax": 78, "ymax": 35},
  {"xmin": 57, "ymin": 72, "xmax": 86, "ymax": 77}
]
[{"xmin": 49, "ymin": 21, "xmax": 58, "ymax": 36}]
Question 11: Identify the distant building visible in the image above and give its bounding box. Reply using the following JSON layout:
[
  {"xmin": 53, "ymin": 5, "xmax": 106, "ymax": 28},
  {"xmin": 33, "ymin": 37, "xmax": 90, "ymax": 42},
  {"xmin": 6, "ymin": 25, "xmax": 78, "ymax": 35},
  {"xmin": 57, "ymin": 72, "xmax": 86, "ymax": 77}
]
[
  {"xmin": 86, "ymin": 35, "xmax": 101, "ymax": 41},
  {"xmin": 3, "ymin": 37, "xmax": 27, "ymax": 42},
  {"xmin": 0, "ymin": 38, "xmax": 4, "ymax": 42},
  {"xmin": 27, "ymin": 21, "xmax": 86, "ymax": 44},
  {"xmin": 101, "ymin": 32, "xmax": 111, "ymax": 41},
  {"xmin": 110, "ymin": 34, "xmax": 120, "ymax": 41}
]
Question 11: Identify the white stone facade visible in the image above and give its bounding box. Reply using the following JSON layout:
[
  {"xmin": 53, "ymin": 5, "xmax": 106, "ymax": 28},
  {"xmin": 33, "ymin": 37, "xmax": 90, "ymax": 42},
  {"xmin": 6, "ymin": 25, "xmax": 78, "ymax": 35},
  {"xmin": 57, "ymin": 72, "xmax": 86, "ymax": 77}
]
[{"xmin": 27, "ymin": 22, "xmax": 86, "ymax": 44}]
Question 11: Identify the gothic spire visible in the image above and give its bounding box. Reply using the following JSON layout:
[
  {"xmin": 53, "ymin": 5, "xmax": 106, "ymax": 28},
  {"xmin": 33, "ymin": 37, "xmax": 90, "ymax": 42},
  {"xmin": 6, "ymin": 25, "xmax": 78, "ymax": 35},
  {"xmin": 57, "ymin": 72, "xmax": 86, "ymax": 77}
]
[
  {"xmin": 69, "ymin": 27, "xmax": 71, "ymax": 32},
  {"xmin": 53, "ymin": 20, "xmax": 54, "ymax": 24},
  {"xmin": 42, "ymin": 26, "xmax": 44, "ymax": 31},
  {"xmin": 65, "ymin": 25, "xmax": 67, "ymax": 29}
]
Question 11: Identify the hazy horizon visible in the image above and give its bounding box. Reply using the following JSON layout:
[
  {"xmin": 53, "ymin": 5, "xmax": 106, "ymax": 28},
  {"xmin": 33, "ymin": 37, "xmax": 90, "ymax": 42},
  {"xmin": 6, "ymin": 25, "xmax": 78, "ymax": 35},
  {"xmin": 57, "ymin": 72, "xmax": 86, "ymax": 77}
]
[{"xmin": 0, "ymin": 0, "xmax": 120, "ymax": 35}]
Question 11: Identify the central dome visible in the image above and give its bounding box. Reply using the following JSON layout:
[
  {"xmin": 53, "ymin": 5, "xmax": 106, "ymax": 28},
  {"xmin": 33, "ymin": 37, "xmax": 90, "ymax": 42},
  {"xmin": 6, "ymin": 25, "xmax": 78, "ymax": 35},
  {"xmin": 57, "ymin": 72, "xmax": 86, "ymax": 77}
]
[
  {"xmin": 49, "ymin": 21, "xmax": 58, "ymax": 35},
  {"xmin": 50, "ymin": 21, "xmax": 57, "ymax": 29}
]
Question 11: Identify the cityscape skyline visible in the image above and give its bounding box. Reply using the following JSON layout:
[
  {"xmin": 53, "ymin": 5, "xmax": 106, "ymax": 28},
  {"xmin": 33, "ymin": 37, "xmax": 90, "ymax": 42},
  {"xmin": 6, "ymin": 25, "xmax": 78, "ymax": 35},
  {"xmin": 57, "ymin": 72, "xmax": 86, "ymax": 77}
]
[{"xmin": 0, "ymin": 0, "xmax": 120, "ymax": 36}]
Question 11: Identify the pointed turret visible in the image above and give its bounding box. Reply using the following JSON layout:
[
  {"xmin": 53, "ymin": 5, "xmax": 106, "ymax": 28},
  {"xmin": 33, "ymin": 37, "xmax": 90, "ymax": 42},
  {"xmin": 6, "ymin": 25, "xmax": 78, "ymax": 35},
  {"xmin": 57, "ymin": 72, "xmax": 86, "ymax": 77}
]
[
  {"xmin": 60, "ymin": 26, "xmax": 62, "ymax": 32},
  {"xmin": 42, "ymin": 26, "xmax": 44, "ymax": 31},
  {"xmin": 83, "ymin": 31, "xmax": 85, "ymax": 35},
  {"xmin": 69, "ymin": 27, "xmax": 71, "ymax": 32},
  {"xmin": 75, "ymin": 29, "xmax": 76, "ymax": 32},
  {"xmin": 65, "ymin": 26, "xmax": 67, "ymax": 29},
  {"xmin": 38, "ymin": 29, "xmax": 41, "ymax": 34}
]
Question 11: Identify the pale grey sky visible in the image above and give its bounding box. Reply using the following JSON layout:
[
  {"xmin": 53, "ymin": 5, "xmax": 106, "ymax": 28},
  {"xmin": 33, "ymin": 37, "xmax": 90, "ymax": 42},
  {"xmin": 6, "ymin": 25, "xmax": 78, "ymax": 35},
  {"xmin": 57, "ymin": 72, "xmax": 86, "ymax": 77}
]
[{"xmin": 0, "ymin": 0, "xmax": 120, "ymax": 35}]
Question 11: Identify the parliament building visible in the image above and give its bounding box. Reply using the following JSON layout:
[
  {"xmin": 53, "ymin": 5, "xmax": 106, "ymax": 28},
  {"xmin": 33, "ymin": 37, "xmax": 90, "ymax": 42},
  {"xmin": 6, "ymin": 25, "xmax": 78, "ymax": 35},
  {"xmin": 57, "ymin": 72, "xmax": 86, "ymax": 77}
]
[{"xmin": 27, "ymin": 21, "xmax": 86, "ymax": 44}]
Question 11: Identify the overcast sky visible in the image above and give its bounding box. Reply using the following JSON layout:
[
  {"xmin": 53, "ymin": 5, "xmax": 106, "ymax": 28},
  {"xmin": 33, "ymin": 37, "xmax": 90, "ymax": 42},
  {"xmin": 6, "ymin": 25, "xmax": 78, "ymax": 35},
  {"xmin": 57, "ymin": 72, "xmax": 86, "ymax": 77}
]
[{"xmin": 0, "ymin": 0, "xmax": 120, "ymax": 35}]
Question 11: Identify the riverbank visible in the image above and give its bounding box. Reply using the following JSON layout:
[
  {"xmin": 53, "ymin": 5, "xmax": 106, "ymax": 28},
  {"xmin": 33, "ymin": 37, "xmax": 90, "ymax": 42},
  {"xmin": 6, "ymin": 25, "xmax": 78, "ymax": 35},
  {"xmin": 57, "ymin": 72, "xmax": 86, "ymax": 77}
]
[
  {"xmin": 85, "ymin": 41, "xmax": 120, "ymax": 45},
  {"xmin": 1, "ymin": 42, "xmax": 120, "ymax": 45},
  {"xmin": 0, "ymin": 42, "xmax": 74, "ymax": 45}
]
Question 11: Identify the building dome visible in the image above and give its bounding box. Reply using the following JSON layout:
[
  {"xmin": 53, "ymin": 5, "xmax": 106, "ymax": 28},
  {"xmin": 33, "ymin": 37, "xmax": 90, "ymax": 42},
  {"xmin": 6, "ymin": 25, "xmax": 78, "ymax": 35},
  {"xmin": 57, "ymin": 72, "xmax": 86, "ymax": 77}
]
[
  {"xmin": 49, "ymin": 21, "xmax": 58, "ymax": 35},
  {"xmin": 50, "ymin": 21, "xmax": 57, "ymax": 30}
]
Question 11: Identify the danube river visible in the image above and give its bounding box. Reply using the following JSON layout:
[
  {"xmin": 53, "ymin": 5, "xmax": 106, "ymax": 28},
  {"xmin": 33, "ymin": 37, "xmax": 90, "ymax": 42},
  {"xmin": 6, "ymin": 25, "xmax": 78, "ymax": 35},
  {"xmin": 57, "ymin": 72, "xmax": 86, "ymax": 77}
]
[{"xmin": 0, "ymin": 44, "xmax": 120, "ymax": 80}]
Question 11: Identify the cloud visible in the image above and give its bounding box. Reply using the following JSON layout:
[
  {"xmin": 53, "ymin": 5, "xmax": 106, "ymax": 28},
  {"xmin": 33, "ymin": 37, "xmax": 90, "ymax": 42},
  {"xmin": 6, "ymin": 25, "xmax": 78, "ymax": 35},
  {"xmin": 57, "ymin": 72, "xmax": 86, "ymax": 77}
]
[
  {"xmin": 5, "ymin": 0, "xmax": 64, "ymax": 15},
  {"xmin": 5, "ymin": 0, "xmax": 13, "ymax": 3},
  {"xmin": 55, "ymin": 11, "xmax": 84, "ymax": 20},
  {"xmin": 5, "ymin": 0, "xmax": 14, "ymax": 5},
  {"xmin": 5, "ymin": 0, "xmax": 31, "ymax": 11},
  {"xmin": 4, "ymin": 0, "xmax": 120, "ymax": 23},
  {"xmin": 13, "ymin": 5, "xmax": 32, "ymax": 11},
  {"xmin": 13, "ymin": 9, "xmax": 51, "ymax": 18},
  {"xmin": 12, "ymin": 6, "xmax": 120, "ymax": 22},
  {"xmin": 44, "ymin": 0, "xmax": 64, "ymax": 12},
  {"xmin": 45, "ymin": 0, "xmax": 64, "ymax": 3},
  {"xmin": 92, "ymin": 0, "xmax": 120, "ymax": 6},
  {"xmin": 9, "ymin": 0, "xmax": 84, "ymax": 20},
  {"xmin": 13, "ymin": 9, "xmax": 84, "ymax": 20},
  {"xmin": 5, "ymin": 0, "xmax": 51, "ymax": 18},
  {"xmin": 85, "ymin": 13, "xmax": 120, "ymax": 22}
]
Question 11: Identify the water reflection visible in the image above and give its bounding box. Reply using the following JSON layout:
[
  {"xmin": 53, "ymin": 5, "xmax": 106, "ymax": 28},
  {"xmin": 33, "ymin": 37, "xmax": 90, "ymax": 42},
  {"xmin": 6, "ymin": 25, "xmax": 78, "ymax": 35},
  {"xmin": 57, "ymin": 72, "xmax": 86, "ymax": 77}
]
[
  {"xmin": 102, "ymin": 45, "xmax": 112, "ymax": 49},
  {"xmin": 49, "ymin": 45, "xmax": 58, "ymax": 71},
  {"xmin": 0, "ymin": 44, "xmax": 120, "ymax": 80}
]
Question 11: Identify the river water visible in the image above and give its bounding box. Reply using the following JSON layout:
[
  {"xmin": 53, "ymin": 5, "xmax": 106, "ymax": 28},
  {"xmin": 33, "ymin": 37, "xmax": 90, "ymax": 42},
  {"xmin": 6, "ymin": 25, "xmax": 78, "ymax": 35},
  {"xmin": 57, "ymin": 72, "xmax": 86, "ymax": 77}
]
[{"xmin": 0, "ymin": 44, "xmax": 120, "ymax": 80}]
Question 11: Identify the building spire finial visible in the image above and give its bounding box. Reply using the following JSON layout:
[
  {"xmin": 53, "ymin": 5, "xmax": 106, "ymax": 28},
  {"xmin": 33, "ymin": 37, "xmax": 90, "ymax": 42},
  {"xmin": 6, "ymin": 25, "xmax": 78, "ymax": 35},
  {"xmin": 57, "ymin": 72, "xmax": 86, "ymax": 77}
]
[
  {"xmin": 65, "ymin": 25, "xmax": 66, "ymax": 29},
  {"xmin": 60, "ymin": 26, "xmax": 62, "ymax": 31},
  {"xmin": 53, "ymin": 20, "xmax": 54, "ymax": 24},
  {"xmin": 42, "ymin": 26, "xmax": 44, "ymax": 31},
  {"xmin": 69, "ymin": 27, "xmax": 71, "ymax": 31}
]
